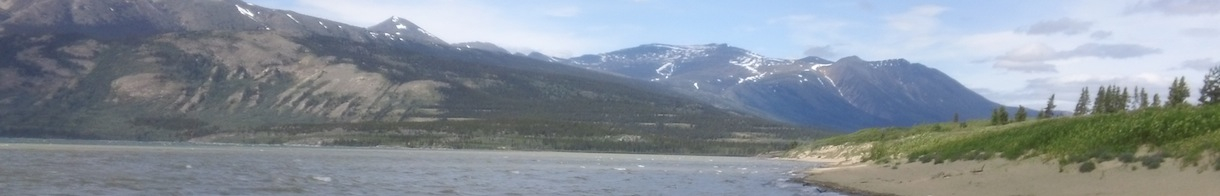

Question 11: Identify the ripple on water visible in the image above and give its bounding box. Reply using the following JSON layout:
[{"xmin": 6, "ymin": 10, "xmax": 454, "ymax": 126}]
[{"xmin": 0, "ymin": 143, "xmax": 834, "ymax": 195}]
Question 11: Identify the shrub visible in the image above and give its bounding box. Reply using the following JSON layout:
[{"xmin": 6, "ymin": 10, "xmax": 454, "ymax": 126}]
[
  {"xmin": 1214, "ymin": 157, "xmax": 1220, "ymax": 171},
  {"xmin": 1079, "ymin": 161, "xmax": 1097, "ymax": 173},
  {"xmin": 1118, "ymin": 153, "xmax": 1136, "ymax": 163},
  {"xmin": 1141, "ymin": 154, "xmax": 1164, "ymax": 169}
]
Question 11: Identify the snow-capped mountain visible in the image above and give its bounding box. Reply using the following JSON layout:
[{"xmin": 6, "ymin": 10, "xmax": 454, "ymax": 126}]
[
  {"xmin": 567, "ymin": 44, "xmax": 1000, "ymax": 131},
  {"xmin": 452, "ymin": 42, "xmax": 510, "ymax": 54},
  {"xmin": 0, "ymin": 0, "xmax": 448, "ymax": 47},
  {"xmin": 368, "ymin": 16, "xmax": 447, "ymax": 46},
  {"xmin": 0, "ymin": 0, "xmax": 833, "ymax": 142}
]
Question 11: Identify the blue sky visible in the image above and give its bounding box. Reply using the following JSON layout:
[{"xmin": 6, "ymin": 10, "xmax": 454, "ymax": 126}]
[{"xmin": 247, "ymin": 0, "xmax": 1220, "ymax": 108}]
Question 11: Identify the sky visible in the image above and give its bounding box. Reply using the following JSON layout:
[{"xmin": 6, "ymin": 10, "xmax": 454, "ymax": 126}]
[{"xmin": 246, "ymin": 0, "xmax": 1220, "ymax": 108}]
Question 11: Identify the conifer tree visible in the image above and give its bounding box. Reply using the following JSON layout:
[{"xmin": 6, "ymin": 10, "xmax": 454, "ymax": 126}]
[
  {"xmin": 1074, "ymin": 87, "xmax": 1090, "ymax": 116},
  {"xmin": 990, "ymin": 108, "xmax": 1000, "ymax": 125},
  {"xmin": 1015, "ymin": 105, "xmax": 1028, "ymax": 122},
  {"xmin": 1121, "ymin": 87, "xmax": 1130, "ymax": 111},
  {"xmin": 1110, "ymin": 86, "xmax": 1122, "ymax": 113},
  {"xmin": 1151, "ymin": 93, "xmax": 1162, "ymax": 108},
  {"xmin": 1138, "ymin": 87, "xmax": 1149, "ymax": 109},
  {"xmin": 1092, "ymin": 85, "xmax": 1106, "ymax": 114},
  {"xmin": 998, "ymin": 106, "xmax": 1009, "ymax": 125},
  {"xmin": 1200, "ymin": 66, "xmax": 1220, "ymax": 105},
  {"xmin": 953, "ymin": 112, "xmax": 959, "ymax": 123},
  {"xmin": 1039, "ymin": 94, "xmax": 1055, "ymax": 119},
  {"xmin": 1169, "ymin": 77, "xmax": 1190, "ymax": 107}
]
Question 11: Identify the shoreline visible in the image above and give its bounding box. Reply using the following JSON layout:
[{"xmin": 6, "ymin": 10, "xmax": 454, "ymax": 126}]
[
  {"xmin": 801, "ymin": 177, "xmax": 897, "ymax": 196},
  {"xmin": 795, "ymin": 157, "xmax": 1220, "ymax": 196}
]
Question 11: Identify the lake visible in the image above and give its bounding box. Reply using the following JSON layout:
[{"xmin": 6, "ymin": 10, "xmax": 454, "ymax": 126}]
[{"xmin": 0, "ymin": 139, "xmax": 842, "ymax": 195}]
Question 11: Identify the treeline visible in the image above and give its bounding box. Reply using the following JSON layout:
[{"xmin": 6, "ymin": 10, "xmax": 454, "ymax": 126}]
[{"xmin": 991, "ymin": 65, "xmax": 1220, "ymax": 125}]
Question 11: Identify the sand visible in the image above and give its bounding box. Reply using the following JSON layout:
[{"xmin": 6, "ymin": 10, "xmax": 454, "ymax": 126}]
[{"xmin": 801, "ymin": 158, "xmax": 1220, "ymax": 196}]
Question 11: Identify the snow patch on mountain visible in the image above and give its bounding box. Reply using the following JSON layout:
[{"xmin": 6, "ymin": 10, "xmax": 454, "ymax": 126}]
[
  {"xmin": 286, "ymin": 13, "xmax": 299, "ymax": 23},
  {"xmin": 235, "ymin": 5, "xmax": 256, "ymax": 21},
  {"xmin": 656, "ymin": 62, "xmax": 675, "ymax": 79},
  {"xmin": 810, "ymin": 63, "xmax": 831, "ymax": 71}
]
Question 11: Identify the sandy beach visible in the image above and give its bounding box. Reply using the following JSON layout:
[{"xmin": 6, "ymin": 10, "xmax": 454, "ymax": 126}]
[{"xmin": 800, "ymin": 157, "xmax": 1220, "ymax": 196}]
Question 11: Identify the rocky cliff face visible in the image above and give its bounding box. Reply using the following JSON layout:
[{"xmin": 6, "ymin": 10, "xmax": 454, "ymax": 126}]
[{"xmin": 568, "ymin": 44, "xmax": 999, "ymax": 131}]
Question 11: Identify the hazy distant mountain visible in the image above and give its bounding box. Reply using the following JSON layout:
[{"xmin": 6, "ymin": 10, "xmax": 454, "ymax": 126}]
[
  {"xmin": 0, "ymin": 0, "xmax": 828, "ymax": 146},
  {"xmin": 568, "ymin": 44, "xmax": 1000, "ymax": 131},
  {"xmin": 452, "ymin": 42, "xmax": 510, "ymax": 54}
]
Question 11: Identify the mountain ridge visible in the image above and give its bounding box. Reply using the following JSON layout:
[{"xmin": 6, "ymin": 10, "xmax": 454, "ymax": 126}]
[
  {"xmin": 563, "ymin": 43, "xmax": 1000, "ymax": 131},
  {"xmin": 0, "ymin": 0, "xmax": 827, "ymax": 155}
]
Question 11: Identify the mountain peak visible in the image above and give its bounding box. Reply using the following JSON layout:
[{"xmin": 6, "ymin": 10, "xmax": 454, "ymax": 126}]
[
  {"xmin": 453, "ymin": 42, "xmax": 509, "ymax": 54},
  {"xmin": 640, "ymin": 43, "xmax": 738, "ymax": 51},
  {"xmin": 796, "ymin": 56, "xmax": 833, "ymax": 64},
  {"xmin": 836, "ymin": 56, "xmax": 865, "ymax": 63},
  {"xmin": 368, "ymin": 16, "xmax": 447, "ymax": 45},
  {"xmin": 371, "ymin": 16, "xmax": 423, "ymax": 32}
]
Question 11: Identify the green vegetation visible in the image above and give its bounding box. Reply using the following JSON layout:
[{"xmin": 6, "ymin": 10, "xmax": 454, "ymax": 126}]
[
  {"xmin": 792, "ymin": 66, "xmax": 1220, "ymax": 169},
  {"xmin": 990, "ymin": 106, "xmax": 1009, "ymax": 125},
  {"xmin": 1074, "ymin": 88, "xmax": 1090, "ymax": 116},
  {"xmin": 792, "ymin": 105, "xmax": 1220, "ymax": 168},
  {"xmin": 1014, "ymin": 106, "xmax": 1028, "ymax": 122},
  {"xmin": 1201, "ymin": 66, "xmax": 1220, "ymax": 105},
  {"xmin": 1079, "ymin": 161, "xmax": 1096, "ymax": 173},
  {"xmin": 1037, "ymin": 94, "xmax": 1055, "ymax": 120}
]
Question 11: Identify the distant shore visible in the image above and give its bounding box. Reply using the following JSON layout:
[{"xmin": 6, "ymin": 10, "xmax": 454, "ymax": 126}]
[{"xmin": 795, "ymin": 157, "xmax": 1220, "ymax": 196}]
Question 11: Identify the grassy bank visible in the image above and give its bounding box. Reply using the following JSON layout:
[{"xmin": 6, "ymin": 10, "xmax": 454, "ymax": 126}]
[{"xmin": 789, "ymin": 105, "xmax": 1220, "ymax": 169}]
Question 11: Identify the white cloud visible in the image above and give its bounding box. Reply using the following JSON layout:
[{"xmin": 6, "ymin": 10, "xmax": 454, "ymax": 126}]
[
  {"xmin": 1181, "ymin": 27, "xmax": 1220, "ymax": 37},
  {"xmin": 544, "ymin": 6, "xmax": 582, "ymax": 17},
  {"xmin": 803, "ymin": 45, "xmax": 837, "ymax": 59},
  {"xmin": 997, "ymin": 43, "xmax": 1057, "ymax": 62},
  {"xmin": 991, "ymin": 42, "xmax": 1161, "ymax": 73},
  {"xmin": 1126, "ymin": 0, "xmax": 1220, "ymax": 15},
  {"xmin": 1181, "ymin": 58, "xmax": 1220, "ymax": 70},
  {"xmin": 1064, "ymin": 43, "xmax": 1162, "ymax": 59},
  {"xmin": 994, "ymin": 61, "xmax": 1058, "ymax": 73},
  {"xmin": 277, "ymin": 0, "xmax": 610, "ymax": 57},
  {"xmin": 1023, "ymin": 18, "xmax": 1093, "ymax": 35},
  {"xmin": 1090, "ymin": 31, "xmax": 1113, "ymax": 39},
  {"xmin": 885, "ymin": 5, "xmax": 948, "ymax": 34},
  {"xmin": 769, "ymin": 14, "xmax": 851, "ymax": 49},
  {"xmin": 981, "ymin": 74, "xmax": 1170, "ymax": 107}
]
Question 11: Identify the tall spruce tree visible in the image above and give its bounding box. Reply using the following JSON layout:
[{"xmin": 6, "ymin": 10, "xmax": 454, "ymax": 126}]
[
  {"xmin": 1015, "ymin": 105, "xmax": 1028, "ymax": 122},
  {"xmin": 998, "ymin": 106, "xmax": 1009, "ymax": 125},
  {"xmin": 1152, "ymin": 93, "xmax": 1162, "ymax": 108},
  {"xmin": 1169, "ymin": 76, "xmax": 1190, "ymax": 107},
  {"xmin": 1039, "ymin": 94, "xmax": 1055, "ymax": 119},
  {"xmin": 990, "ymin": 108, "xmax": 1000, "ymax": 125},
  {"xmin": 1092, "ymin": 85, "xmax": 1106, "ymax": 114},
  {"xmin": 1110, "ymin": 86, "xmax": 1122, "ymax": 113},
  {"xmin": 1121, "ymin": 87, "xmax": 1130, "ymax": 111},
  {"xmin": 1075, "ymin": 87, "xmax": 1090, "ymax": 116},
  {"xmin": 1200, "ymin": 66, "xmax": 1220, "ymax": 105},
  {"xmin": 1138, "ymin": 87, "xmax": 1149, "ymax": 109}
]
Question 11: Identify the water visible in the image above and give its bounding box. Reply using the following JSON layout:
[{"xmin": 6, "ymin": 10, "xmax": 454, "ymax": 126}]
[{"xmin": 0, "ymin": 140, "xmax": 843, "ymax": 195}]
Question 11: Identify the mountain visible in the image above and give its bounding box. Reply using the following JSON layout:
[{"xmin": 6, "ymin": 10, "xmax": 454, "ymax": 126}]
[
  {"xmin": 452, "ymin": 42, "xmax": 510, "ymax": 54},
  {"xmin": 0, "ymin": 0, "xmax": 829, "ymax": 154},
  {"xmin": 568, "ymin": 43, "xmax": 1000, "ymax": 131}
]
